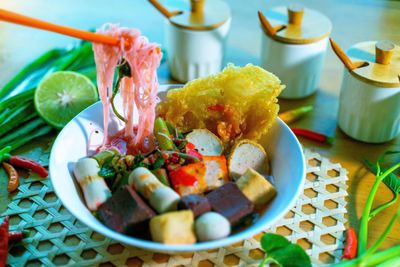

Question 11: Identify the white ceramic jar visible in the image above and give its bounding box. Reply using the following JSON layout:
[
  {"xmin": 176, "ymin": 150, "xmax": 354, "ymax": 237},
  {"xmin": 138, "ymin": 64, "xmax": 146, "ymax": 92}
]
[
  {"xmin": 259, "ymin": 6, "xmax": 332, "ymax": 99},
  {"xmin": 165, "ymin": 18, "xmax": 231, "ymax": 82},
  {"xmin": 337, "ymin": 41, "xmax": 400, "ymax": 143},
  {"xmin": 152, "ymin": 0, "xmax": 231, "ymax": 83}
]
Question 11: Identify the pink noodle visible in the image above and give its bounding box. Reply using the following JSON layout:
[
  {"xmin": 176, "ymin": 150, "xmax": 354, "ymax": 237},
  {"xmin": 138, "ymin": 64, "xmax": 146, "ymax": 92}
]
[{"xmin": 92, "ymin": 24, "xmax": 162, "ymax": 154}]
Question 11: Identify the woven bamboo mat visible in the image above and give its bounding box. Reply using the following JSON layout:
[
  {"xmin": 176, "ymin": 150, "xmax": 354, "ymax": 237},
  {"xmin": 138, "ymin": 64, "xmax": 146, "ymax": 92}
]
[{"xmin": 3, "ymin": 149, "xmax": 348, "ymax": 267}]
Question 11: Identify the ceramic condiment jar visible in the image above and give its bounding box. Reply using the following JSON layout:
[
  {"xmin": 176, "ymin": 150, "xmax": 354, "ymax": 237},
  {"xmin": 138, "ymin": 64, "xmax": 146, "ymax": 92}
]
[
  {"xmin": 334, "ymin": 40, "xmax": 400, "ymax": 143},
  {"xmin": 150, "ymin": 0, "xmax": 231, "ymax": 83},
  {"xmin": 258, "ymin": 5, "xmax": 332, "ymax": 99}
]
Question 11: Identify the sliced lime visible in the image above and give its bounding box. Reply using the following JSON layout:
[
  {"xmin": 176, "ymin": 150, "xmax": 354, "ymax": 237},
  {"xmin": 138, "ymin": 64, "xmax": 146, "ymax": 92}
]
[{"xmin": 34, "ymin": 71, "xmax": 98, "ymax": 129}]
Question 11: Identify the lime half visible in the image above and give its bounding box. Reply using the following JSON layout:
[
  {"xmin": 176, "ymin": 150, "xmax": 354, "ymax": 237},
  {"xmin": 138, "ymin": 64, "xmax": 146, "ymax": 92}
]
[{"xmin": 34, "ymin": 71, "xmax": 98, "ymax": 129}]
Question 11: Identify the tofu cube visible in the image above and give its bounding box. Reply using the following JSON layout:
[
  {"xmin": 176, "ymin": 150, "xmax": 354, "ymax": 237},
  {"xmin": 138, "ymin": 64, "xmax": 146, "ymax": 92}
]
[
  {"xmin": 236, "ymin": 168, "xmax": 276, "ymax": 206},
  {"xmin": 150, "ymin": 210, "xmax": 196, "ymax": 244},
  {"xmin": 203, "ymin": 155, "xmax": 229, "ymax": 190}
]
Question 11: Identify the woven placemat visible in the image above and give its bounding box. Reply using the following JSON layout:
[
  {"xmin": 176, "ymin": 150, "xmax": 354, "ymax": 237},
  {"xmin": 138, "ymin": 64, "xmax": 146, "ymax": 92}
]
[{"xmin": 3, "ymin": 149, "xmax": 348, "ymax": 267}]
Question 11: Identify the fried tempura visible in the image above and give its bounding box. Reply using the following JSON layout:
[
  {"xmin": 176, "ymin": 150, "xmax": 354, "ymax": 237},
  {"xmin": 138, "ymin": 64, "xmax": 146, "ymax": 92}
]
[{"xmin": 157, "ymin": 64, "xmax": 284, "ymax": 144}]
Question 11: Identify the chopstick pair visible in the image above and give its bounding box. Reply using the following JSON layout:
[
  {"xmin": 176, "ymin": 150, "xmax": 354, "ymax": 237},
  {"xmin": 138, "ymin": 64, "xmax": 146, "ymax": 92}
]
[{"xmin": 0, "ymin": 8, "xmax": 118, "ymax": 46}]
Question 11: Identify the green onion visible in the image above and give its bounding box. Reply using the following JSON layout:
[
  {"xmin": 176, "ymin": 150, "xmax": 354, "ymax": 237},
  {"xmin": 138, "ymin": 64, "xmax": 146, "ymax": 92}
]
[
  {"xmin": 0, "ymin": 48, "xmax": 68, "ymax": 100},
  {"xmin": 8, "ymin": 125, "xmax": 52, "ymax": 151},
  {"xmin": 0, "ymin": 89, "xmax": 35, "ymax": 114},
  {"xmin": 154, "ymin": 118, "xmax": 174, "ymax": 150},
  {"xmin": 0, "ymin": 103, "xmax": 36, "ymax": 137},
  {"xmin": 0, "ymin": 118, "xmax": 45, "ymax": 148}
]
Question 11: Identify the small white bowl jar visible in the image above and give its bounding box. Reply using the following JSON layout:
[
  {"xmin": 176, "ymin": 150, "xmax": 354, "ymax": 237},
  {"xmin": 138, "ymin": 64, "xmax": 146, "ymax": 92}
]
[
  {"xmin": 163, "ymin": 0, "xmax": 231, "ymax": 83},
  {"xmin": 259, "ymin": 6, "xmax": 332, "ymax": 99},
  {"xmin": 337, "ymin": 41, "xmax": 400, "ymax": 143}
]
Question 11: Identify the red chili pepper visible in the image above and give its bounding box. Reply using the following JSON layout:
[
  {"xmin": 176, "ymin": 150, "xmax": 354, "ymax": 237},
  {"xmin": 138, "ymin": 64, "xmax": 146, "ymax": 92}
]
[
  {"xmin": 342, "ymin": 227, "xmax": 358, "ymax": 260},
  {"xmin": 291, "ymin": 128, "xmax": 334, "ymax": 145},
  {"xmin": 8, "ymin": 230, "xmax": 29, "ymax": 244},
  {"xmin": 0, "ymin": 217, "xmax": 9, "ymax": 266},
  {"xmin": 8, "ymin": 156, "xmax": 48, "ymax": 178},
  {"xmin": 185, "ymin": 142, "xmax": 203, "ymax": 160},
  {"xmin": 208, "ymin": 104, "xmax": 225, "ymax": 112},
  {"xmin": 3, "ymin": 162, "xmax": 19, "ymax": 193}
]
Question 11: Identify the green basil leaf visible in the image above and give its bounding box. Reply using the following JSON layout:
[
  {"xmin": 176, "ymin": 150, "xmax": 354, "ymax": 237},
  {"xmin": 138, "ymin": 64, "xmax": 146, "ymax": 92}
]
[
  {"xmin": 261, "ymin": 233, "xmax": 290, "ymax": 253},
  {"xmin": 268, "ymin": 243, "xmax": 312, "ymax": 267}
]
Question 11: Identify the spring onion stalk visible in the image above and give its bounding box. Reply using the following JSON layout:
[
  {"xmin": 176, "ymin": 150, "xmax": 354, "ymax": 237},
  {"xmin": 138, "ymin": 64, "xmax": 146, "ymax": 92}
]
[
  {"xmin": 9, "ymin": 126, "xmax": 52, "ymax": 151},
  {"xmin": 0, "ymin": 104, "xmax": 36, "ymax": 136},
  {"xmin": 0, "ymin": 48, "xmax": 68, "ymax": 100},
  {"xmin": 0, "ymin": 118, "xmax": 46, "ymax": 147},
  {"xmin": 0, "ymin": 96, "xmax": 32, "ymax": 122},
  {"xmin": 0, "ymin": 89, "xmax": 35, "ymax": 114}
]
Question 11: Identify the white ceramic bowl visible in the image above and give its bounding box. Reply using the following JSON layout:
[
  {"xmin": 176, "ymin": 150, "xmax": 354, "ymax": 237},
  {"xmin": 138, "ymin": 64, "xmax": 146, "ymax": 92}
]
[{"xmin": 49, "ymin": 84, "xmax": 306, "ymax": 252}]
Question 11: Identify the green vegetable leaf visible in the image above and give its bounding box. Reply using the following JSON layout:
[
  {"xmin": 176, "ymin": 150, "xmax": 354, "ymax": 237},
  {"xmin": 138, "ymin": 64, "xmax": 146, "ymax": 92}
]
[
  {"xmin": 133, "ymin": 154, "xmax": 150, "ymax": 169},
  {"xmin": 268, "ymin": 243, "xmax": 312, "ymax": 267},
  {"xmin": 261, "ymin": 233, "xmax": 290, "ymax": 253},
  {"xmin": 99, "ymin": 165, "xmax": 116, "ymax": 179},
  {"xmin": 151, "ymin": 153, "xmax": 165, "ymax": 170},
  {"xmin": 260, "ymin": 233, "xmax": 311, "ymax": 267},
  {"xmin": 364, "ymin": 160, "xmax": 400, "ymax": 194}
]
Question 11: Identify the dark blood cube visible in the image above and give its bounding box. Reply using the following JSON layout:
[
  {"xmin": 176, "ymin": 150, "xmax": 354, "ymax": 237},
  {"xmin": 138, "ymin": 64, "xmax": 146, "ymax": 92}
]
[
  {"xmin": 178, "ymin": 194, "xmax": 211, "ymax": 217},
  {"xmin": 97, "ymin": 185, "xmax": 156, "ymax": 236},
  {"xmin": 206, "ymin": 182, "xmax": 254, "ymax": 225}
]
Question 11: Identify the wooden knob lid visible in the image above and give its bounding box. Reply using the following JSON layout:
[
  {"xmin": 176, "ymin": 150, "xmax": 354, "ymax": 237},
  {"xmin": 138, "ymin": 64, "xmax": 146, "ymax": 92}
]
[
  {"xmin": 191, "ymin": 0, "xmax": 204, "ymax": 14},
  {"xmin": 259, "ymin": 6, "xmax": 331, "ymax": 44},
  {"xmin": 375, "ymin": 40, "xmax": 395, "ymax": 65},
  {"xmin": 165, "ymin": 0, "xmax": 230, "ymax": 31},
  {"xmin": 348, "ymin": 41, "xmax": 400, "ymax": 87},
  {"xmin": 288, "ymin": 5, "xmax": 304, "ymax": 26}
]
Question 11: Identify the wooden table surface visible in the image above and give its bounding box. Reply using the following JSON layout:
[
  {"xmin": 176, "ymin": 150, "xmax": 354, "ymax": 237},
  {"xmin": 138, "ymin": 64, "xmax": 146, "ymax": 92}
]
[{"xmin": 1, "ymin": 0, "xmax": 399, "ymax": 264}]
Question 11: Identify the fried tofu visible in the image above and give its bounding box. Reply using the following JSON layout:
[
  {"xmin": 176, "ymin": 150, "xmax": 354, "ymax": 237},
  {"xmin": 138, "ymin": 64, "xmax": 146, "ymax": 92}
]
[
  {"xmin": 149, "ymin": 210, "xmax": 196, "ymax": 244},
  {"xmin": 236, "ymin": 168, "xmax": 276, "ymax": 206},
  {"xmin": 203, "ymin": 155, "xmax": 229, "ymax": 190}
]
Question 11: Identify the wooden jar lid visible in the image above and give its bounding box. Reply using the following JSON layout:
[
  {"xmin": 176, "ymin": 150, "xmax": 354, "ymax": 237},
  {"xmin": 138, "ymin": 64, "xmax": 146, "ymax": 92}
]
[
  {"xmin": 348, "ymin": 41, "xmax": 400, "ymax": 87},
  {"xmin": 261, "ymin": 5, "xmax": 331, "ymax": 44},
  {"xmin": 163, "ymin": 0, "xmax": 230, "ymax": 31}
]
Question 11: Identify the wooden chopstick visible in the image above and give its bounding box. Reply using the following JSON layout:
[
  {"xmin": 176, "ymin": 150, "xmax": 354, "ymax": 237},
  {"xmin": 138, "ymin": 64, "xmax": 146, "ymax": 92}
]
[{"xmin": 0, "ymin": 8, "xmax": 118, "ymax": 46}]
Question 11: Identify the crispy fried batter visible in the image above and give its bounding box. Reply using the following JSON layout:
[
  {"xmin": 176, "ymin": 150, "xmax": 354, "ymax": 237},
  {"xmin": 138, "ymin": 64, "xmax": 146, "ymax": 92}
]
[{"xmin": 157, "ymin": 64, "xmax": 284, "ymax": 143}]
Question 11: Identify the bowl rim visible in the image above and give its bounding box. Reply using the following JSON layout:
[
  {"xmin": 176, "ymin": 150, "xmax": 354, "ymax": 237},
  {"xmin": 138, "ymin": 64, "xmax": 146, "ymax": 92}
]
[{"xmin": 49, "ymin": 84, "xmax": 306, "ymax": 252}]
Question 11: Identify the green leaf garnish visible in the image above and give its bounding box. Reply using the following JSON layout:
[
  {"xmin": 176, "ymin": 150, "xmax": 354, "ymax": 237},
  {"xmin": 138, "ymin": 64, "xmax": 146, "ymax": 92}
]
[{"xmin": 259, "ymin": 233, "xmax": 311, "ymax": 267}]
